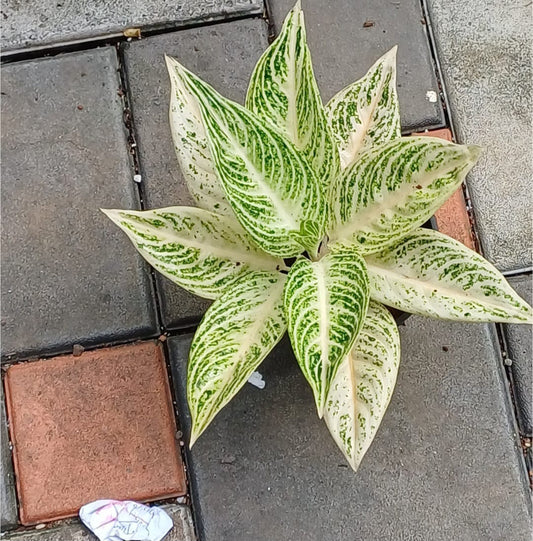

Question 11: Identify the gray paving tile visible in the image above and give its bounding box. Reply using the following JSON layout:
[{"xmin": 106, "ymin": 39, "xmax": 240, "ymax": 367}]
[
  {"xmin": 1, "ymin": 48, "xmax": 157, "ymax": 359},
  {"xmin": 426, "ymin": 0, "xmax": 532, "ymax": 272},
  {"xmin": 1, "ymin": 0, "xmax": 262, "ymax": 52},
  {"xmin": 1, "ymin": 388, "xmax": 17, "ymax": 530},
  {"xmin": 504, "ymin": 275, "xmax": 533, "ymax": 436},
  {"xmin": 169, "ymin": 318, "xmax": 530, "ymax": 541},
  {"xmin": 123, "ymin": 19, "xmax": 269, "ymax": 329},
  {"xmin": 2, "ymin": 504, "xmax": 195, "ymax": 540},
  {"xmin": 269, "ymin": 0, "xmax": 445, "ymax": 132}
]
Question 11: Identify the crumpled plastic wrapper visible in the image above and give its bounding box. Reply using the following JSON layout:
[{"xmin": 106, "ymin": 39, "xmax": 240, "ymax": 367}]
[{"xmin": 79, "ymin": 500, "xmax": 173, "ymax": 541}]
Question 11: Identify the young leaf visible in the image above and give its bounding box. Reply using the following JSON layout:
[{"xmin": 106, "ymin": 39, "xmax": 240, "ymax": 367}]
[
  {"xmin": 169, "ymin": 58, "xmax": 325, "ymax": 258},
  {"xmin": 246, "ymin": 1, "xmax": 339, "ymax": 190},
  {"xmin": 284, "ymin": 246, "xmax": 369, "ymax": 416},
  {"xmin": 366, "ymin": 228, "xmax": 533, "ymax": 323},
  {"xmin": 324, "ymin": 301, "xmax": 400, "ymax": 471},
  {"xmin": 187, "ymin": 271, "xmax": 287, "ymax": 445},
  {"xmin": 165, "ymin": 55, "xmax": 232, "ymax": 216},
  {"xmin": 102, "ymin": 207, "xmax": 284, "ymax": 300},
  {"xmin": 326, "ymin": 46, "xmax": 401, "ymax": 170},
  {"xmin": 329, "ymin": 136, "xmax": 481, "ymax": 255}
]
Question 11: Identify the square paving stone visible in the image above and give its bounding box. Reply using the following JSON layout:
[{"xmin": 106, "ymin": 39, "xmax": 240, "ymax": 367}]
[
  {"xmin": 269, "ymin": 0, "xmax": 445, "ymax": 132},
  {"xmin": 1, "ymin": 388, "xmax": 18, "ymax": 530},
  {"xmin": 123, "ymin": 19, "xmax": 269, "ymax": 329},
  {"xmin": 426, "ymin": 0, "xmax": 532, "ymax": 272},
  {"xmin": 1, "ymin": 48, "xmax": 157, "ymax": 359},
  {"xmin": 1, "ymin": 504, "xmax": 195, "ymax": 541},
  {"xmin": 3, "ymin": 342, "xmax": 186, "ymax": 525},
  {"xmin": 1, "ymin": 0, "xmax": 263, "ymax": 52},
  {"xmin": 503, "ymin": 275, "xmax": 533, "ymax": 436},
  {"xmin": 169, "ymin": 320, "xmax": 530, "ymax": 541}
]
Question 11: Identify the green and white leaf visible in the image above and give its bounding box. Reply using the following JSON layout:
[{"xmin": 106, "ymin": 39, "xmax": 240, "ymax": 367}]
[
  {"xmin": 366, "ymin": 228, "xmax": 533, "ymax": 323},
  {"xmin": 246, "ymin": 1, "xmax": 339, "ymax": 190},
  {"xmin": 326, "ymin": 46, "xmax": 401, "ymax": 170},
  {"xmin": 102, "ymin": 207, "xmax": 284, "ymax": 300},
  {"xmin": 188, "ymin": 271, "xmax": 287, "ymax": 444},
  {"xmin": 173, "ymin": 59, "xmax": 325, "ymax": 258},
  {"xmin": 284, "ymin": 245, "xmax": 369, "ymax": 416},
  {"xmin": 329, "ymin": 136, "xmax": 481, "ymax": 255},
  {"xmin": 166, "ymin": 55, "xmax": 232, "ymax": 216},
  {"xmin": 324, "ymin": 301, "xmax": 400, "ymax": 471}
]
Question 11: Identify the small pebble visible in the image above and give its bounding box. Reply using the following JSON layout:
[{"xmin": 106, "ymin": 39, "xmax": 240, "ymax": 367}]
[
  {"xmin": 133, "ymin": 174, "xmax": 142, "ymax": 183},
  {"xmin": 158, "ymin": 334, "xmax": 167, "ymax": 342},
  {"xmin": 72, "ymin": 344, "xmax": 85, "ymax": 357},
  {"xmin": 35, "ymin": 524, "xmax": 45, "ymax": 530},
  {"xmin": 442, "ymin": 346, "xmax": 449, "ymax": 352},
  {"xmin": 363, "ymin": 20, "xmax": 375, "ymax": 28},
  {"xmin": 77, "ymin": 105, "xmax": 83, "ymax": 110},
  {"xmin": 504, "ymin": 357, "xmax": 513, "ymax": 367}
]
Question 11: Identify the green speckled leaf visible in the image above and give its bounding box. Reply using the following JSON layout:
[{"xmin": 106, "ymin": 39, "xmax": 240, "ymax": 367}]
[
  {"xmin": 102, "ymin": 207, "xmax": 284, "ymax": 300},
  {"xmin": 169, "ymin": 58, "xmax": 325, "ymax": 258},
  {"xmin": 188, "ymin": 270, "xmax": 287, "ymax": 444},
  {"xmin": 284, "ymin": 246, "xmax": 369, "ymax": 416},
  {"xmin": 246, "ymin": 1, "xmax": 339, "ymax": 191},
  {"xmin": 324, "ymin": 301, "xmax": 400, "ymax": 471},
  {"xmin": 326, "ymin": 46, "xmax": 401, "ymax": 170},
  {"xmin": 366, "ymin": 228, "xmax": 533, "ymax": 323},
  {"xmin": 329, "ymin": 136, "xmax": 481, "ymax": 254},
  {"xmin": 166, "ymin": 56, "xmax": 232, "ymax": 216}
]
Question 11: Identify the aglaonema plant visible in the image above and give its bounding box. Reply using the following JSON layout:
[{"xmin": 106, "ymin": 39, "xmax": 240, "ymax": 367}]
[{"xmin": 103, "ymin": 2, "xmax": 533, "ymax": 471}]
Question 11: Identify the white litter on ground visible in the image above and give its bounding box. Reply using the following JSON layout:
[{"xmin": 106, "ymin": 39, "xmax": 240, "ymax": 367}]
[
  {"xmin": 133, "ymin": 174, "xmax": 142, "ymax": 183},
  {"xmin": 79, "ymin": 500, "xmax": 173, "ymax": 541},
  {"xmin": 425, "ymin": 90, "xmax": 438, "ymax": 103},
  {"xmin": 247, "ymin": 371, "xmax": 265, "ymax": 389}
]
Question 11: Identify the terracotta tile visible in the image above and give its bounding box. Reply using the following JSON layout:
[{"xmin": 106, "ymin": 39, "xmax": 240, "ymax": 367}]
[
  {"xmin": 414, "ymin": 128, "xmax": 476, "ymax": 250},
  {"xmin": 4, "ymin": 342, "xmax": 186, "ymax": 525}
]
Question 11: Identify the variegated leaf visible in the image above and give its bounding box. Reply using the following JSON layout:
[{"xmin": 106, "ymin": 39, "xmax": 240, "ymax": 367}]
[
  {"xmin": 171, "ymin": 59, "xmax": 325, "ymax": 258},
  {"xmin": 246, "ymin": 1, "xmax": 339, "ymax": 191},
  {"xmin": 165, "ymin": 55, "xmax": 232, "ymax": 216},
  {"xmin": 284, "ymin": 246, "xmax": 369, "ymax": 416},
  {"xmin": 324, "ymin": 301, "xmax": 400, "ymax": 471},
  {"xmin": 188, "ymin": 270, "xmax": 287, "ymax": 444},
  {"xmin": 329, "ymin": 136, "xmax": 481, "ymax": 254},
  {"xmin": 366, "ymin": 228, "xmax": 533, "ymax": 323},
  {"xmin": 102, "ymin": 207, "xmax": 284, "ymax": 300},
  {"xmin": 326, "ymin": 46, "xmax": 401, "ymax": 170}
]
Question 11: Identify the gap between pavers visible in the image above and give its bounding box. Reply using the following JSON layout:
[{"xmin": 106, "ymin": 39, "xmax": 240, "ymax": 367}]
[
  {"xmin": 1, "ymin": 387, "xmax": 18, "ymax": 530},
  {"xmin": 0, "ymin": 504, "xmax": 195, "ymax": 541},
  {"xmin": 168, "ymin": 321, "xmax": 530, "ymax": 541},
  {"xmin": 503, "ymin": 275, "xmax": 533, "ymax": 438},
  {"xmin": 1, "ymin": 0, "xmax": 263, "ymax": 52},
  {"xmin": 3, "ymin": 341, "xmax": 186, "ymax": 525},
  {"xmin": 1, "ymin": 47, "xmax": 158, "ymax": 360}
]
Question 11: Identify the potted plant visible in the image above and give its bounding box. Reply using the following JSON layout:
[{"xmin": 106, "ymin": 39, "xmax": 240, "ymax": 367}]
[{"xmin": 104, "ymin": 2, "xmax": 532, "ymax": 471}]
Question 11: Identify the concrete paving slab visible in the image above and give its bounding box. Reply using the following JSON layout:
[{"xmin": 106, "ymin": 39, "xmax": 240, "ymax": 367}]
[
  {"xmin": 504, "ymin": 275, "xmax": 533, "ymax": 436},
  {"xmin": 123, "ymin": 20, "xmax": 269, "ymax": 329},
  {"xmin": 4, "ymin": 342, "xmax": 186, "ymax": 525},
  {"xmin": 1, "ymin": 388, "xmax": 18, "ymax": 530},
  {"xmin": 1, "ymin": 0, "xmax": 262, "ymax": 52},
  {"xmin": 269, "ymin": 0, "xmax": 444, "ymax": 132},
  {"xmin": 1, "ymin": 48, "xmax": 157, "ymax": 359},
  {"xmin": 425, "ymin": 0, "xmax": 532, "ymax": 272},
  {"xmin": 2, "ymin": 504, "xmax": 195, "ymax": 540},
  {"xmin": 169, "ymin": 319, "xmax": 530, "ymax": 541}
]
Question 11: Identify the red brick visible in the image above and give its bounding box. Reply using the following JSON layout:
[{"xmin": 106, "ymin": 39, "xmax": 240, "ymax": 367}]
[
  {"xmin": 4, "ymin": 342, "xmax": 186, "ymax": 525},
  {"xmin": 414, "ymin": 128, "xmax": 476, "ymax": 250}
]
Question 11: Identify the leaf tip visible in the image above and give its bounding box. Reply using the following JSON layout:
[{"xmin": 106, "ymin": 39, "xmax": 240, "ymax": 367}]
[{"xmin": 467, "ymin": 144, "xmax": 483, "ymax": 163}]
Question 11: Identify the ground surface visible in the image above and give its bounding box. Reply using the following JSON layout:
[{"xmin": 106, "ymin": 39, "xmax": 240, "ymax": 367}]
[{"xmin": 1, "ymin": 1, "xmax": 531, "ymax": 539}]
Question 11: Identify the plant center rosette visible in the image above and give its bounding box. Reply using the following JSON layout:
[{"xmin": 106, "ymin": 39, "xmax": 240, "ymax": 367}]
[{"xmin": 103, "ymin": 2, "xmax": 532, "ymax": 471}]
